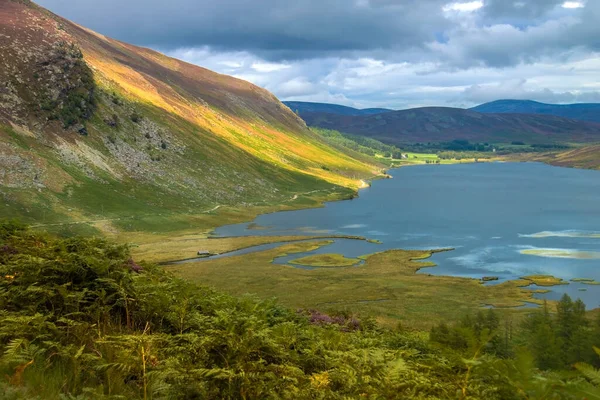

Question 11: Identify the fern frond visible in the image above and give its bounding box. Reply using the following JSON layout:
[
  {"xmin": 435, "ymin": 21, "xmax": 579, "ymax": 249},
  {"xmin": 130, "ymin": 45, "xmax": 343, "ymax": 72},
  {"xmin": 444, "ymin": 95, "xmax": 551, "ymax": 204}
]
[{"xmin": 575, "ymin": 362, "xmax": 600, "ymax": 387}]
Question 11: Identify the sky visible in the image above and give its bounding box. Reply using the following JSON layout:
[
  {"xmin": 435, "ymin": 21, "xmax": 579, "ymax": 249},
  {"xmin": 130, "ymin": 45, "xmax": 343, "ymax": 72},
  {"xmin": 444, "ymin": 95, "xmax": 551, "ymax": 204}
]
[{"xmin": 36, "ymin": 0, "xmax": 600, "ymax": 110}]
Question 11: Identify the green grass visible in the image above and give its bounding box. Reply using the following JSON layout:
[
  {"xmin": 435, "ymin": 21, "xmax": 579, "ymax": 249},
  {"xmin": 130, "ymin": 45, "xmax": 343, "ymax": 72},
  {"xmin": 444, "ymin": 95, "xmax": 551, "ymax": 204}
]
[
  {"xmin": 168, "ymin": 243, "xmax": 548, "ymax": 328},
  {"xmin": 131, "ymin": 233, "xmax": 366, "ymax": 264},
  {"xmin": 289, "ymin": 253, "xmax": 362, "ymax": 267},
  {"xmin": 521, "ymin": 275, "xmax": 569, "ymax": 286},
  {"xmin": 376, "ymin": 151, "xmax": 493, "ymax": 167}
]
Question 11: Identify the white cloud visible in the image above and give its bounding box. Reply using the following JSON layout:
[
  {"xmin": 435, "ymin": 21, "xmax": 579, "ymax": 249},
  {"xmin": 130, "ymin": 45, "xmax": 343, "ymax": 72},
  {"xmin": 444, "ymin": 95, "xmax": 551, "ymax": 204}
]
[
  {"xmin": 169, "ymin": 44, "xmax": 600, "ymax": 110},
  {"xmin": 251, "ymin": 62, "xmax": 291, "ymax": 73},
  {"xmin": 562, "ymin": 1, "xmax": 585, "ymax": 9},
  {"xmin": 218, "ymin": 61, "xmax": 243, "ymax": 68},
  {"xmin": 443, "ymin": 1, "xmax": 483, "ymax": 12}
]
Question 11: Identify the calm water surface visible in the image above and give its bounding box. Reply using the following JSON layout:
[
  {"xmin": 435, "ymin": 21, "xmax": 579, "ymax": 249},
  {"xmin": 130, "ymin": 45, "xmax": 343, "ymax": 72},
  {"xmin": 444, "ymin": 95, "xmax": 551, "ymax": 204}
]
[{"xmin": 214, "ymin": 162, "xmax": 600, "ymax": 308}]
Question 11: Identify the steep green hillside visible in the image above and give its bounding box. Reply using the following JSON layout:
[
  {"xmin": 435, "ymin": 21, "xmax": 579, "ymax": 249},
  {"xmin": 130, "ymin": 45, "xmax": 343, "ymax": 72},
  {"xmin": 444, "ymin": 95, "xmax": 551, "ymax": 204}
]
[{"xmin": 0, "ymin": 1, "xmax": 382, "ymax": 235}]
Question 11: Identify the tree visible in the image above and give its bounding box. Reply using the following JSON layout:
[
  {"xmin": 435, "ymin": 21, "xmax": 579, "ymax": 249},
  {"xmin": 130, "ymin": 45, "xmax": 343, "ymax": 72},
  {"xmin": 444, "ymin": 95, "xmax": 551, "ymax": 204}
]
[
  {"xmin": 524, "ymin": 301, "xmax": 562, "ymax": 370},
  {"xmin": 555, "ymin": 294, "xmax": 592, "ymax": 366},
  {"xmin": 593, "ymin": 313, "xmax": 600, "ymax": 367}
]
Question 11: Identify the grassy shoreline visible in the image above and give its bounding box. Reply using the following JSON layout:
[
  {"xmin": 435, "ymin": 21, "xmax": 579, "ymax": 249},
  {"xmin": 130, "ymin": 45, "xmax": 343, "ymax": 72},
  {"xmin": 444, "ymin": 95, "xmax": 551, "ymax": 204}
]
[{"xmin": 166, "ymin": 242, "xmax": 556, "ymax": 328}]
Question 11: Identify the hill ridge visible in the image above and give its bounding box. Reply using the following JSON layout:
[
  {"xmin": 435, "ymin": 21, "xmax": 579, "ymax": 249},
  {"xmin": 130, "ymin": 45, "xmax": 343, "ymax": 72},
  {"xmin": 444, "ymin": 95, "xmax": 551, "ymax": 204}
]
[
  {"xmin": 283, "ymin": 101, "xmax": 393, "ymax": 116},
  {"xmin": 471, "ymin": 99, "xmax": 600, "ymax": 122},
  {"xmin": 299, "ymin": 106, "xmax": 600, "ymax": 145}
]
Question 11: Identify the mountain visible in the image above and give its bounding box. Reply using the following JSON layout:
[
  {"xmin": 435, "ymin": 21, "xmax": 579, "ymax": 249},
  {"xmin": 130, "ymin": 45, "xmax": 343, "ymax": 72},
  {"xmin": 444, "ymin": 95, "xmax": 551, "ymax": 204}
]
[
  {"xmin": 299, "ymin": 107, "xmax": 600, "ymax": 145},
  {"xmin": 283, "ymin": 101, "xmax": 393, "ymax": 116},
  {"xmin": 0, "ymin": 0, "xmax": 381, "ymax": 233},
  {"xmin": 471, "ymin": 100, "xmax": 600, "ymax": 123}
]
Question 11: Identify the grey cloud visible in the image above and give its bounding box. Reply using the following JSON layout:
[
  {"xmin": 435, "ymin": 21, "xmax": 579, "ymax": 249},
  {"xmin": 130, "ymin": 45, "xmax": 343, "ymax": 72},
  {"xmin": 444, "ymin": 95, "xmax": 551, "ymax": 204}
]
[
  {"xmin": 36, "ymin": 0, "xmax": 599, "ymax": 67},
  {"xmin": 34, "ymin": 0, "xmax": 600, "ymax": 108},
  {"xmin": 36, "ymin": 0, "xmax": 449, "ymax": 60}
]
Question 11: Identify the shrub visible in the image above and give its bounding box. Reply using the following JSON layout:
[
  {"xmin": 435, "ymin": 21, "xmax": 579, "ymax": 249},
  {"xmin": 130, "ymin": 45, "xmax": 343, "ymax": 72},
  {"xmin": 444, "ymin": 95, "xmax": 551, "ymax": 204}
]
[{"xmin": 130, "ymin": 113, "xmax": 142, "ymax": 123}]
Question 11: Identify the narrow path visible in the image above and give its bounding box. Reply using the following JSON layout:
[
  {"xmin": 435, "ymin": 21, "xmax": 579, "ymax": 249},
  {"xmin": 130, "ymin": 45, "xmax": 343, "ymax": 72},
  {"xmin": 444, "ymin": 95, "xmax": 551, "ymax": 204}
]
[{"xmin": 286, "ymin": 189, "xmax": 328, "ymax": 203}]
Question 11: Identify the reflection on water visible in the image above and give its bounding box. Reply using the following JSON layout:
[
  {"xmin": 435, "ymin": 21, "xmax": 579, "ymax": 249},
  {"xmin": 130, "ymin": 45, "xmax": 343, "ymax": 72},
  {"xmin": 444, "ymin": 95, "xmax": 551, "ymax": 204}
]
[{"xmin": 214, "ymin": 162, "xmax": 600, "ymax": 309}]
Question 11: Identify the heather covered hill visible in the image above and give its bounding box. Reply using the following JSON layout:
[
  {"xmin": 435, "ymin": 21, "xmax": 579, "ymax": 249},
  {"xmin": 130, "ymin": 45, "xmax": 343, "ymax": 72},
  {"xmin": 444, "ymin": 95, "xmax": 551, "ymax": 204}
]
[
  {"xmin": 0, "ymin": 0, "xmax": 382, "ymax": 232},
  {"xmin": 471, "ymin": 100, "xmax": 600, "ymax": 123},
  {"xmin": 300, "ymin": 106, "xmax": 600, "ymax": 145}
]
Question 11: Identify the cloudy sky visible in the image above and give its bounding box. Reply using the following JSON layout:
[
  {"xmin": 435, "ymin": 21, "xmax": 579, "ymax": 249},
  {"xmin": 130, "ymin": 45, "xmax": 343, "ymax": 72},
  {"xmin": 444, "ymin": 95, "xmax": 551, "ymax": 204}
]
[{"xmin": 37, "ymin": 0, "xmax": 599, "ymax": 109}]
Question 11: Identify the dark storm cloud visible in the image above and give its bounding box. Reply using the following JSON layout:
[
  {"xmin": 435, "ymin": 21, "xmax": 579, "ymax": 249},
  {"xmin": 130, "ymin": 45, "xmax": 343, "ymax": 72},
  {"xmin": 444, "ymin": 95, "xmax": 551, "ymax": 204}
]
[{"xmin": 35, "ymin": 0, "xmax": 450, "ymax": 59}]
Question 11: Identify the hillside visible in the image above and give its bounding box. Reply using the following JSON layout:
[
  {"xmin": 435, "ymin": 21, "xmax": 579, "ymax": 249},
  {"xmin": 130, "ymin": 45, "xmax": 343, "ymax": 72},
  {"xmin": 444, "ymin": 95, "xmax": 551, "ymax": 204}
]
[
  {"xmin": 283, "ymin": 101, "xmax": 392, "ymax": 116},
  {"xmin": 517, "ymin": 145, "xmax": 600, "ymax": 170},
  {"xmin": 300, "ymin": 106, "xmax": 600, "ymax": 145},
  {"xmin": 0, "ymin": 0, "xmax": 382, "ymax": 234},
  {"xmin": 471, "ymin": 100, "xmax": 600, "ymax": 123}
]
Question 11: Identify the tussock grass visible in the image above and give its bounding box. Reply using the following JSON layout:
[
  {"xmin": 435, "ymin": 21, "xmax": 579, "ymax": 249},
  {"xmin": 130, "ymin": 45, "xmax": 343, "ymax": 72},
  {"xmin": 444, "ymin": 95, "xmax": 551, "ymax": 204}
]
[
  {"xmin": 169, "ymin": 244, "xmax": 545, "ymax": 329},
  {"xmin": 289, "ymin": 253, "xmax": 362, "ymax": 268}
]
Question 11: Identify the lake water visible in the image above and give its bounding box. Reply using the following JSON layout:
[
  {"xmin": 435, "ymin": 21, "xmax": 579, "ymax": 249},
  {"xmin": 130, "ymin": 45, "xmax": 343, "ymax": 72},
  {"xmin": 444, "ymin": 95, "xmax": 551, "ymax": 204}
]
[{"xmin": 214, "ymin": 162, "xmax": 600, "ymax": 309}]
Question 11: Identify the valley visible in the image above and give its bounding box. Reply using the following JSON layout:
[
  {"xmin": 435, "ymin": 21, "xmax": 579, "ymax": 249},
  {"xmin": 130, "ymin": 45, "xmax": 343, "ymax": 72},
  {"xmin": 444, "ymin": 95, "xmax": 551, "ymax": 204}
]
[
  {"xmin": 153, "ymin": 162, "xmax": 600, "ymax": 328},
  {"xmin": 2, "ymin": 0, "xmax": 599, "ymax": 329},
  {"xmin": 2, "ymin": 1, "xmax": 600, "ymax": 398}
]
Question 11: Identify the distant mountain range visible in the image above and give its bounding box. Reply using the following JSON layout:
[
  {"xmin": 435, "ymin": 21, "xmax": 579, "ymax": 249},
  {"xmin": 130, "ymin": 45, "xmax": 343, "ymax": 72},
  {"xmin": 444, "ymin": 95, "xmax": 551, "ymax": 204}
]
[
  {"xmin": 471, "ymin": 100, "xmax": 600, "ymax": 123},
  {"xmin": 283, "ymin": 101, "xmax": 392, "ymax": 116},
  {"xmin": 299, "ymin": 107, "xmax": 600, "ymax": 145},
  {"xmin": 285, "ymin": 100, "xmax": 600, "ymax": 123}
]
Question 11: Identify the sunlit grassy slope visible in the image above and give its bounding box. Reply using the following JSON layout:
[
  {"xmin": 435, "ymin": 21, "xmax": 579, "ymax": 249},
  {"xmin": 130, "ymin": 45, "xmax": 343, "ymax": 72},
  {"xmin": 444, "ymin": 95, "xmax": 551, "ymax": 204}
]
[
  {"xmin": 519, "ymin": 145, "xmax": 600, "ymax": 170},
  {"xmin": 0, "ymin": 1, "xmax": 382, "ymax": 234}
]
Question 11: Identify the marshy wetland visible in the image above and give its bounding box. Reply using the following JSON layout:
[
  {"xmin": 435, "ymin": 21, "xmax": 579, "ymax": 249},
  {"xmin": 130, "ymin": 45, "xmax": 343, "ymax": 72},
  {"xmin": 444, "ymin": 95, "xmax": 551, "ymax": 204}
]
[{"xmin": 157, "ymin": 162, "xmax": 600, "ymax": 326}]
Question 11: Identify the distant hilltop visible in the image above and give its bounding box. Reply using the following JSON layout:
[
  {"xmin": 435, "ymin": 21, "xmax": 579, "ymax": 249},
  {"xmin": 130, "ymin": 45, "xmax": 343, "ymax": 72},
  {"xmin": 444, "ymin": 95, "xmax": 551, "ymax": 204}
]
[
  {"xmin": 283, "ymin": 101, "xmax": 393, "ymax": 116},
  {"xmin": 285, "ymin": 100, "xmax": 600, "ymax": 123},
  {"xmin": 470, "ymin": 100, "xmax": 600, "ymax": 123}
]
